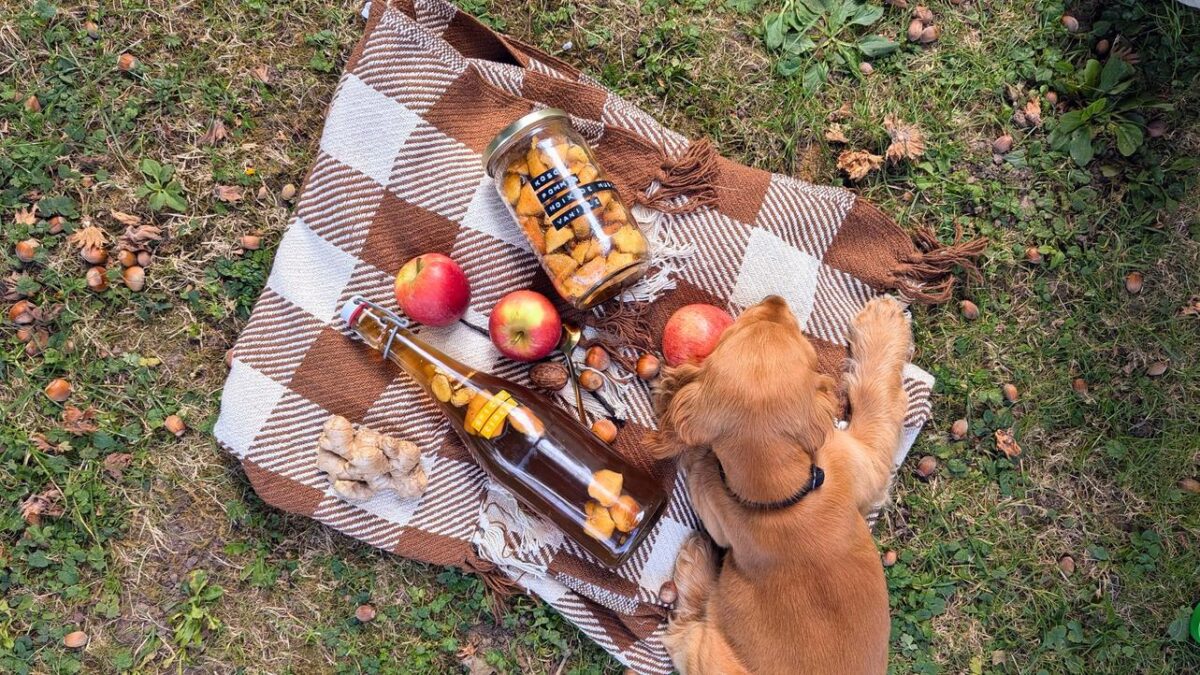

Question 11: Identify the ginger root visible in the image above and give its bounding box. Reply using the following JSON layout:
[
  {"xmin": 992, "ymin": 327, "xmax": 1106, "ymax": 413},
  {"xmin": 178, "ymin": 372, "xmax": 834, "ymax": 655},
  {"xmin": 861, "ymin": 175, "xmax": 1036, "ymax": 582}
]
[{"xmin": 316, "ymin": 416, "xmax": 427, "ymax": 503}]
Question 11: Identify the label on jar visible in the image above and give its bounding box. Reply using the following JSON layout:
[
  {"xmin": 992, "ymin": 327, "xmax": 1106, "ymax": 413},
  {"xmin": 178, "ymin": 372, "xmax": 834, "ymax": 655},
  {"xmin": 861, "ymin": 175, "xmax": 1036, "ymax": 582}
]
[
  {"xmin": 536, "ymin": 174, "xmax": 580, "ymax": 203},
  {"xmin": 550, "ymin": 197, "xmax": 604, "ymax": 230}
]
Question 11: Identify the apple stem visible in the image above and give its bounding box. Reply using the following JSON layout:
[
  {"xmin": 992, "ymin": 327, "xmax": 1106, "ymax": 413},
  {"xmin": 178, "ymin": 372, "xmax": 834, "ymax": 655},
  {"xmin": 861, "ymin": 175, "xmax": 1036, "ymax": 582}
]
[{"xmin": 459, "ymin": 318, "xmax": 489, "ymax": 337}]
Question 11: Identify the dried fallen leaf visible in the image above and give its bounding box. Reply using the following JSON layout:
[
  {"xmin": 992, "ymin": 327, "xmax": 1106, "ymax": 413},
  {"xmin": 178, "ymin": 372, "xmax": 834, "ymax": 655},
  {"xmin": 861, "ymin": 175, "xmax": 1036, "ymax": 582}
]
[
  {"xmin": 15, "ymin": 207, "xmax": 37, "ymax": 226},
  {"xmin": 110, "ymin": 210, "xmax": 141, "ymax": 227},
  {"xmin": 994, "ymin": 429, "xmax": 1022, "ymax": 459},
  {"xmin": 836, "ymin": 150, "xmax": 883, "ymax": 181},
  {"xmin": 825, "ymin": 124, "xmax": 849, "ymax": 144},
  {"xmin": 30, "ymin": 433, "xmax": 55, "ymax": 452},
  {"xmin": 251, "ymin": 64, "xmax": 272, "ymax": 84},
  {"xmin": 1023, "ymin": 98, "xmax": 1042, "ymax": 127},
  {"xmin": 829, "ymin": 102, "xmax": 853, "ymax": 121},
  {"xmin": 62, "ymin": 406, "xmax": 98, "ymax": 434},
  {"xmin": 198, "ymin": 119, "xmax": 228, "ymax": 146},
  {"xmin": 214, "ymin": 185, "xmax": 244, "ymax": 203},
  {"xmin": 20, "ymin": 487, "xmax": 64, "ymax": 525},
  {"xmin": 884, "ymin": 116, "xmax": 926, "ymax": 162},
  {"xmin": 1180, "ymin": 296, "xmax": 1200, "ymax": 317},
  {"xmin": 103, "ymin": 453, "xmax": 133, "ymax": 479},
  {"xmin": 68, "ymin": 225, "xmax": 107, "ymax": 251},
  {"xmin": 120, "ymin": 224, "xmax": 163, "ymax": 248}
]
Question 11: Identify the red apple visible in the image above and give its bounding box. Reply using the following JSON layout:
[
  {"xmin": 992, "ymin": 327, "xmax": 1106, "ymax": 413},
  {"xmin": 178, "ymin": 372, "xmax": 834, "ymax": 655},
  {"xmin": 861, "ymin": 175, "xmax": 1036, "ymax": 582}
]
[
  {"xmin": 394, "ymin": 253, "xmax": 470, "ymax": 326},
  {"xmin": 662, "ymin": 304, "xmax": 734, "ymax": 366},
  {"xmin": 489, "ymin": 291, "xmax": 562, "ymax": 362}
]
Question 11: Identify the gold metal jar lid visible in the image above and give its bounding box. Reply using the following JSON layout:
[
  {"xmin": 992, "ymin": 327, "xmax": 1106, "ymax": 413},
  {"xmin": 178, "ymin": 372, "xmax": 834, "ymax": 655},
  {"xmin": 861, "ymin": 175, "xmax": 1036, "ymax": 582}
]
[{"xmin": 482, "ymin": 107, "xmax": 569, "ymax": 176}]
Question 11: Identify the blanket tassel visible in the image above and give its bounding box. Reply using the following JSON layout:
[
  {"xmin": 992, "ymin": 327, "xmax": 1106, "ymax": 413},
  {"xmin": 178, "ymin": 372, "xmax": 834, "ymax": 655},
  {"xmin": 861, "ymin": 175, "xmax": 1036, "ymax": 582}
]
[
  {"xmin": 634, "ymin": 138, "xmax": 722, "ymax": 214},
  {"xmin": 894, "ymin": 224, "xmax": 988, "ymax": 304},
  {"xmin": 466, "ymin": 557, "xmax": 524, "ymax": 621}
]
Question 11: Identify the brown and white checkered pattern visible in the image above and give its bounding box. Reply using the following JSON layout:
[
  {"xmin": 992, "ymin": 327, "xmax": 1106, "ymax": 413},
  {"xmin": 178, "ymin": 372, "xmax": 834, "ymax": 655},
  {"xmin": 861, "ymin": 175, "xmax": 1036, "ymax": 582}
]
[{"xmin": 213, "ymin": 2, "xmax": 938, "ymax": 672}]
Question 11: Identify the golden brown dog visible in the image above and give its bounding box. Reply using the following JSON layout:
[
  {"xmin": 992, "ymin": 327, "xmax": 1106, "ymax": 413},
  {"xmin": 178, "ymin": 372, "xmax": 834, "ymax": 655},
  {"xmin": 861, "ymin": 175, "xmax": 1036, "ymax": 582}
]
[{"xmin": 652, "ymin": 295, "xmax": 912, "ymax": 674}]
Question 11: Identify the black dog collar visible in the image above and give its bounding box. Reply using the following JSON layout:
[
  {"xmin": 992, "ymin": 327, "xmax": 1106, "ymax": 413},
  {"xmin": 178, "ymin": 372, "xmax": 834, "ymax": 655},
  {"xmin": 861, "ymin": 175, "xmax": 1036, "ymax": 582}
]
[{"xmin": 717, "ymin": 460, "xmax": 825, "ymax": 510}]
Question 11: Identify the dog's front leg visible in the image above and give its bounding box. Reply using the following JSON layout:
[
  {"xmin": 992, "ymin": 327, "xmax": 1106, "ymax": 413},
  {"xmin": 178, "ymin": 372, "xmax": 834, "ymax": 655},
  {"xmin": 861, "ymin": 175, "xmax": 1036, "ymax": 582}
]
[
  {"xmin": 843, "ymin": 296, "xmax": 912, "ymax": 515},
  {"xmin": 680, "ymin": 449, "xmax": 734, "ymax": 548}
]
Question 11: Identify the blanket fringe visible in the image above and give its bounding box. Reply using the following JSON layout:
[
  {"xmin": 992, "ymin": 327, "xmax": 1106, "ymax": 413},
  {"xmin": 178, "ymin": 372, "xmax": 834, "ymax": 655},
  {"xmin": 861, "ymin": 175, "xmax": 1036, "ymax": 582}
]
[
  {"xmin": 466, "ymin": 556, "xmax": 523, "ymax": 620},
  {"xmin": 633, "ymin": 138, "xmax": 722, "ymax": 214},
  {"xmin": 893, "ymin": 224, "xmax": 988, "ymax": 304}
]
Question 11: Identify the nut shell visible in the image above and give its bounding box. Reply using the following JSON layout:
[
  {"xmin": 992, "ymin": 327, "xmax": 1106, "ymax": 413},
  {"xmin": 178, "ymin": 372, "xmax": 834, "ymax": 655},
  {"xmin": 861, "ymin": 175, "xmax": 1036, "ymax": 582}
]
[{"xmin": 529, "ymin": 361, "xmax": 569, "ymax": 391}]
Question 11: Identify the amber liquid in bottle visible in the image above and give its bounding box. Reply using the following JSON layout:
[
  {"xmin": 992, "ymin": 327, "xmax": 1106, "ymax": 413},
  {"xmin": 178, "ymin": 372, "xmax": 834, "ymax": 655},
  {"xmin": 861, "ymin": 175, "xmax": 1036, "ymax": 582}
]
[{"xmin": 341, "ymin": 298, "xmax": 667, "ymax": 567}]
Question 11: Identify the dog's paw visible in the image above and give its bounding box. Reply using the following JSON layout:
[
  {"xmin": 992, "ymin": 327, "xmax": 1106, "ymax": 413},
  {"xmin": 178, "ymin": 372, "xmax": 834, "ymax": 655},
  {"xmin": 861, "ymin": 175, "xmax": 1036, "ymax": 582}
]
[{"xmin": 849, "ymin": 296, "xmax": 913, "ymax": 361}]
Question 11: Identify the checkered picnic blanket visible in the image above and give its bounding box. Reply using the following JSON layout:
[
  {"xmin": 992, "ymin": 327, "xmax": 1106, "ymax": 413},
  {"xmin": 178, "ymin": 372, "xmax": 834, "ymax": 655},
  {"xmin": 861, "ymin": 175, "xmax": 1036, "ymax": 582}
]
[{"xmin": 213, "ymin": 1, "xmax": 973, "ymax": 671}]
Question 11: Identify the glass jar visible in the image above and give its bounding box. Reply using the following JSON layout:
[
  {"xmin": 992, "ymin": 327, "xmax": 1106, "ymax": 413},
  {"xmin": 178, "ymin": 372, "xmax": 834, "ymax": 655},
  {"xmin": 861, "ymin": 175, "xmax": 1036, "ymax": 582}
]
[{"xmin": 483, "ymin": 109, "xmax": 649, "ymax": 310}]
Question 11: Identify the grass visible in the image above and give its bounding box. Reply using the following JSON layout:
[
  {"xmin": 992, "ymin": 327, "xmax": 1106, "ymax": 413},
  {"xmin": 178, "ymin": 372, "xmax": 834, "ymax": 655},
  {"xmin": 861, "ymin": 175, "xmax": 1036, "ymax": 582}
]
[{"xmin": 1, "ymin": 0, "xmax": 1198, "ymax": 672}]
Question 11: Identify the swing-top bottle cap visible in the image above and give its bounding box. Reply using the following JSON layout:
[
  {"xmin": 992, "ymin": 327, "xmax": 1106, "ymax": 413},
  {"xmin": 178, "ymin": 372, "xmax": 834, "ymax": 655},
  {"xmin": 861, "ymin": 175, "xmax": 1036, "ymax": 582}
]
[{"xmin": 339, "ymin": 295, "xmax": 368, "ymax": 327}]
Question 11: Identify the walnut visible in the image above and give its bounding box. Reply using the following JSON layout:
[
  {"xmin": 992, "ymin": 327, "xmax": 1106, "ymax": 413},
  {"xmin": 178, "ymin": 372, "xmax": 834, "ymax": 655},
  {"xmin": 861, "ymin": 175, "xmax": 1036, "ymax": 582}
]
[
  {"xmin": 529, "ymin": 361, "xmax": 569, "ymax": 391},
  {"xmin": 316, "ymin": 416, "xmax": 427, "ymax": 503}
]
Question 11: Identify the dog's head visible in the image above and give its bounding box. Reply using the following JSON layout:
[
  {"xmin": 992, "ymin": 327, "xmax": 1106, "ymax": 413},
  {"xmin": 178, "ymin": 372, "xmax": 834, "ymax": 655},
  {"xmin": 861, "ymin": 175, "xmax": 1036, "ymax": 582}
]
[{"xmin": 654, "ymin": 296, "xmax": 837, "ymax": 497}]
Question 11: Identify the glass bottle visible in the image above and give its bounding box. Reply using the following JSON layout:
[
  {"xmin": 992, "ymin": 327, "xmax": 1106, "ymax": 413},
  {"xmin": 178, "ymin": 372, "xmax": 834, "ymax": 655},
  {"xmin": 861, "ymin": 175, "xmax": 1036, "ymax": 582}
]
[
  {"xmin": 482, "ymin": 108, "xmax": 649, "ymax": 310},
  {"xmin": 339, "ymin": 296, "xmax": 667, "ymax": 567}
]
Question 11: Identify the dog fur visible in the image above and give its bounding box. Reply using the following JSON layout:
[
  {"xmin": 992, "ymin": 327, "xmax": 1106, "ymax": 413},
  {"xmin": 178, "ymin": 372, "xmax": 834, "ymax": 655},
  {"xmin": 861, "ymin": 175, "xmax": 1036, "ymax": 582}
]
[{"xmin": 652, "ymin": 295, "xmax": 912, "ymax": 674}]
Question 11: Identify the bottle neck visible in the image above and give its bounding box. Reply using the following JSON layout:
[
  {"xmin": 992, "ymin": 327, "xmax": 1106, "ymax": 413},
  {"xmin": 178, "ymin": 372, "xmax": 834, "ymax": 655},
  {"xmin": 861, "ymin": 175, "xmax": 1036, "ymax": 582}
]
[{"xmin": 351, "ymin": 307, "xmax": 477, "ymax": 383}]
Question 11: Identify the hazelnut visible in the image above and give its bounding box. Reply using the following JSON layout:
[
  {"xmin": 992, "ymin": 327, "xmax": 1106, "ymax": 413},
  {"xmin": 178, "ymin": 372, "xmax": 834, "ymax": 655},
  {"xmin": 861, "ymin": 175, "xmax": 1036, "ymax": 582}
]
[
  {"xmin": 1147, "ymin": 119, "xmax": 1167, "ymax": 139},
  {"xmin": 913, "ymin": 5, "xmax": 934, "ymax": 24},
  {"xmin": 240, "ymin": 235, "xmax": 262, "ymax": 251},
  {"xmin": 915, "ymin": 455, "xmax": 938, "ymax": 479},
  {"xmin": 85, "ymin": 266, "xmax": 108, "ymax": 292},
  {"xmin": 81, "ymin": 245, "xmax": 108, "ymax": 265},
  {"xmin": 529, "ymin": 361, "xmax": 569, "ymax": 391},
  {"xmin": 882, "ymin": 550, "xmax": 898, "ymax": 567},
  {"xmin": 950, "ymin": 418, "xmax": 969, "ymax": 440},
  {"xmin": 45, "ymin": 378, "xmax": 72, "ymax": 402},
  {"xmin": 9, "ymin": 299, "xmax": 37, "ymax": 324},
  {"xmin": 635, "ymin": 353, "xmax": 661, "ymax": 380},
  {"xmin": 1124, "ymin": 272, "xmax": 1143, "ymax": 294},
  {"xmin": 117, "ymin": 52, "xmax": 137, "ymax": 71},
  {"xmin": 1095, "ymin": 38, "xmax": 1110, "ymax": 55},
  {"xmin": 1178, "ymin": 478, "xmax": 1200, "ymax": 494},
  {"xmin": 63, "ymin": 631, "xmax": 88, "ymax": 649},
  {"xmin": 992, "ymin": 134, "xmax": 1013, "ymax": 154},
  {"xmin": 1071, "ymin": 378, "xmax": 1088, "ymax": 395},
  {"xmin": 15, "ymin": 239, "xmax": 40, "ymax": 263},
  {"xmin": 355, "ymin": 604, "xmax": 376, "ymax": 622},
  {"xmin": 906, "ymin": 18, "xmax": 924, "ymax": 42},
  {"xmin": 117, "ymin": 249, "xmax": 137, "ymax": 267},
  {"xmin": 859, "ymin": 62, "xmax": 874, "ymax": 75},
  {"xmin": 281, "ymin": 183, "xmax": 297, "ymax": 200},
  {"xmin": 1025, "ymin": 246, "xmax": 1043, "ymax": 264},
  {"xmin": 122, "ymin": 265, "xmax": 145, "ymax": 292},
  {"xmin": 47, "ymin": 216, "xmax": 64, "ymax": 234},
  {"xmin": 591, "ymin": 418, "xmax": 618, "ymax": 444},
  {"xmin": 1146, "ymin": 361, "xmax": 1168, "ymax": 377},
  {"xmin": 1057, "ymin": 555, "xmax": 1075, "ymax": 576},
  {"xmin": 1002, "ymin": 383, "xmax": 1019, "ymax": 403},
  {"xmin": 1061, "ymin": 15, "xmax": 1079, "ymax": 33},
  {"xmin": 579, "ymin": 368, "xmax": 604, "ymax": 392},
  {"xmin": 959, "ymin": 300, "xmax": 980, "ymax": 320},
  {"xmin": 24, "ymin": 95, "xmax": 41, "ymax": 113},
  {"xmin": 164, "ymin": 414, "xmax": 186, "ymax": 437},
  {"xmin": 137, "ymin": 250, "xmax": 152, "ymax": 267},
  {"xmin": 918, "ymin": 25, "xmax": 940, "ymax": 44},
  {"xmin": 584, "ymin": 346, "xmax": 611, "ymax": 371}
]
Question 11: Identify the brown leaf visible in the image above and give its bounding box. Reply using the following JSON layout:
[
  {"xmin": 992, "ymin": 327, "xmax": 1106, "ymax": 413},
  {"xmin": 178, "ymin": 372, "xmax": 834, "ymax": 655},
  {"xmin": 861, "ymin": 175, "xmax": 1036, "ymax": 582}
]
[
  {"xmin": 214, "ymin": 185, "xmax": 244, "ymax": 203},
  {"xmin": 251, "ymin": 64, "xmax": 272, "ymax": 84},
  {"xmin": 1179, "ymin": 296, "xmax": 1200, "ymax": 317},
  {"xmin": 883, "ymin": 116, "xmax": 926, "ymax": 162},
  {"xmin": 30, "ymin": 433, "xmax": 54, "ymax": 452},
  {"xmin": 198, "ymin": 119, "xmax": 228, "ymax": 146},
  {"xmin": 110, "ymin": 210, "xmax": 142, "ymax": 227},
  {"xmin": 103, "ymin": 453, "xmax": 133, "ymax": 479},
  {"xmin": 994, "ymin": 429, "xmax": 1022, "ymax": 459},
  {"xmin": 824, "ymin": 124, "xmax": 849, "ymax": 144},
  {"xmin": 828, "ymin": 102, "xmax": 853, "ymax": 121},
  {"xmin": 836, "ymin": 150, "xmax": 883, "ymax": 181},
  {"xmin": 68, "ymin": 225, "xmax": 107, "ymax": 251},
  {"xmin": 20, "ymin": 487, "xmax": 64, "ymax": 525},
  {"xmin": 62, "ymin": 406, "xmax": 98, "ymax": 435},
  {"xmin": 15, "ymin": 207, "xmax": 37, "ymax": 226},
  {"xmin": 1023, "ymin": 98, "xmax": 1042, "ymax": 127},
  {"xmin": 120, "ymin": 224, "xmax": 163, "ymax": 248}
]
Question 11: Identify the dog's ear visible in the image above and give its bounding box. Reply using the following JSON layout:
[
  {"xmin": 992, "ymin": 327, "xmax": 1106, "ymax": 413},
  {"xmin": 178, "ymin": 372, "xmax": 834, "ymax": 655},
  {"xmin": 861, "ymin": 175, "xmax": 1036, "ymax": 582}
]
[{"xmin": 651, "ymin": 364, "xmax": 717, "ymax": 458}]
